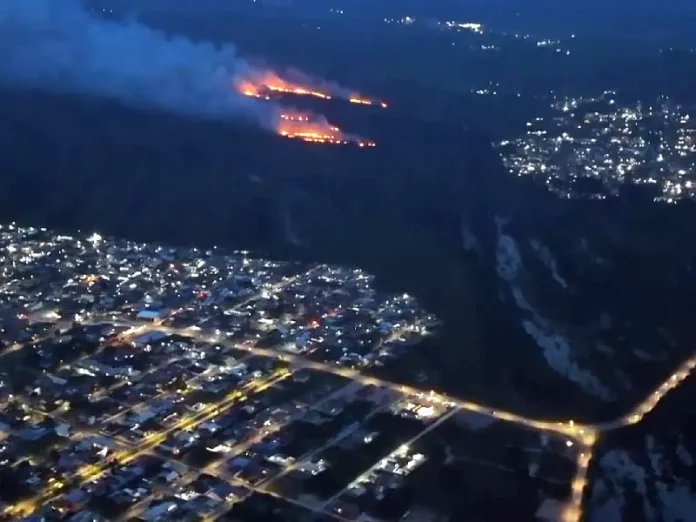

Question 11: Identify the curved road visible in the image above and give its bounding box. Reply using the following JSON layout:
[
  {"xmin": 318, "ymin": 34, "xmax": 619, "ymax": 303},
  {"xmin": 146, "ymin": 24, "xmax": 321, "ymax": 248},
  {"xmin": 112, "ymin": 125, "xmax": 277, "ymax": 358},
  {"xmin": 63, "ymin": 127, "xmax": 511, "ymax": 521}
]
[{"xmin": 9, "ymin": 312, "xmax": 695, "ymax": 522}]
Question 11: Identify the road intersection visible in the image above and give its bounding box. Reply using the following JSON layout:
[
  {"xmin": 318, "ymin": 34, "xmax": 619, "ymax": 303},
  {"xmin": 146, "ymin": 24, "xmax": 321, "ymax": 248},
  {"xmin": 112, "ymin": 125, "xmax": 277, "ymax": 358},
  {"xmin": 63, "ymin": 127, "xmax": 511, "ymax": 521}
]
[
  {"xmin": 110, "ymin": 320, "xmax": 696, "ymax": 522},
  {"xmin": 4, "ymin": 306, "xmax": 694, "ymax": 522}
]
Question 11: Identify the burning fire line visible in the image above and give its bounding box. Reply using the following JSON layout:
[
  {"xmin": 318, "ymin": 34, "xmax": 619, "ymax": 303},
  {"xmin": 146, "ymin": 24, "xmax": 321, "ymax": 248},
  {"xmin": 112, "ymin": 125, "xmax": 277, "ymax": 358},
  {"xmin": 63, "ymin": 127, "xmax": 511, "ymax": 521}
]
[
  {"xmin": 277, "ymin": 113, "xmax": 376, "ymax": 147},
  {"xmin": 233, "ymin": 72, "xmax": 382, "ymax": 147},
  {"xmin": 235, "ymin": 77, "xmax": 331, "ymax": 102},
  {"xmin": 349, "ymin": 97, "xmax": 388, "ymax": 109},
  {"xmin": 234, "ymin": 73, "xmax": 387, "ymax": 108},
  {"xmin": 268, "ymin": 85, "xmax": 331, "ymax": 100}
]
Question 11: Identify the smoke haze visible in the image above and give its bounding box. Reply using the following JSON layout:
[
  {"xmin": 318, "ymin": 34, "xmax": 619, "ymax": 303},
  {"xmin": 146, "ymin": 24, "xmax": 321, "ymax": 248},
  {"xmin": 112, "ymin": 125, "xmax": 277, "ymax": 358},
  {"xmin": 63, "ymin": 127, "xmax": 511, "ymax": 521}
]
[{"xmin": 0, "ymin": 0, "xmax": 273, "ymax": 125}]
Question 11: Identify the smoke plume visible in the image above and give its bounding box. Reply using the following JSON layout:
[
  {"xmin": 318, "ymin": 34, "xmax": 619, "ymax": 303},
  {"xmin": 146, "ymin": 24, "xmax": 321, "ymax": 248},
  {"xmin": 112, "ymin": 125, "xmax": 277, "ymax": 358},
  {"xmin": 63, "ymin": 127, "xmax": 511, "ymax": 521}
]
[{"xmin": 0, "ymin": 0, "xmax": 273, "ymax": 125}]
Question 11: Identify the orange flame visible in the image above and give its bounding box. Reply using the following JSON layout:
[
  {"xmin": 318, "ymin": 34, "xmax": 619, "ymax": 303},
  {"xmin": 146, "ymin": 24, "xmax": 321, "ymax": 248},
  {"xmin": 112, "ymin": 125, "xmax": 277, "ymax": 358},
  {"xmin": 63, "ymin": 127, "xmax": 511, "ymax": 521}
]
[
  {"xmin": 277, "ymin": 112, "xmax": 376, "ymax": 147},
  {"xmin": 233, "ymin": 71, "xmax": 380, "ymax": 147},
  {"xmin": 234, "ymin": 71, "xmax": 387, "ymax": 108},
  {"xmin": 236, "ymin": 80, "xmax": 271, "ymax": 100},
  {"xmin": 236, "ymin": 72, "xmax": 332, "ymax": 101},
  {"xmin": 349, "ymin": 96, "xmax": 388, "ymax": 108}
]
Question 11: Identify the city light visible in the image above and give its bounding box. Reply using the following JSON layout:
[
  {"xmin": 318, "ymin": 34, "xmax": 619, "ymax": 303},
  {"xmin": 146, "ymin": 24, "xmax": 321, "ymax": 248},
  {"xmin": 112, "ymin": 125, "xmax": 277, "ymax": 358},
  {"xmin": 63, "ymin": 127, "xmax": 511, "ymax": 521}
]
[
  {"xmin": 1, "ymin": 225, "xmax": 693, "ymax": 522},
  {"xmin": 498, "ymin": 93, "xmax": 696, "ymax": 202}
]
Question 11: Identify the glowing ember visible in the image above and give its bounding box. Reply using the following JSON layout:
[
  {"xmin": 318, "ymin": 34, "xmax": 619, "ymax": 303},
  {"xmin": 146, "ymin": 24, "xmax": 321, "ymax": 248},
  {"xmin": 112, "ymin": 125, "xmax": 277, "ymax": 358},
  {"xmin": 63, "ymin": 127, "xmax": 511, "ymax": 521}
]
[
  {"xmin": 235, "ymin": 72, "xmax": 332, "ymax": 101},
  {"xmin": 277, "ymin": 112, "xmax": 375, "ymax": 147},
  {"xmin": 267, "ymin": 84, "xmax": 331, "ymax": 100},
  {"xmin": 280, "ymin": 113, "xmax": 310, "ymax": 123},
  {"xmin": 235, "ymin": 80, "xmax": 271, "ymax": 100},
  {"xmin": 234, "ymin": 72, "xmax": 387, "ymax": 108},
  {"xmin": 349, "ymin": 96, "xmax": 389, "ymax": 108},
  {"xmin": 233, "ymin": 70, "xmax": 381, "ymax": 147}
]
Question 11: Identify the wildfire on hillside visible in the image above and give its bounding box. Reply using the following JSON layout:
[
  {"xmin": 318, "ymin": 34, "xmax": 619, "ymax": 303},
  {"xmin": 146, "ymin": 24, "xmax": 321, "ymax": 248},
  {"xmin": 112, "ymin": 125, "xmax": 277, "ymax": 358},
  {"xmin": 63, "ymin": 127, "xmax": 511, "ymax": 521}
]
[
  {"xmin": 277, "ymin": 112, "xmax": 376, "ymax": 147},
  {"xmin": 349, "ymin": 96, "xmax": 389, "ymax": 109},
  {"xmin": 237, "ymin": 80, "xmax": 272, "ymax": 100},
  {"xmin": 234, "ymin": 71, "xmax": 387, "ymax": 108},
  {"xmin": 235, "ymin": 72, "xmax": 332, "ymax": 101},
  {"xmin": 233, "ymin": 69, "xmax": 382, "ymax": 147}
]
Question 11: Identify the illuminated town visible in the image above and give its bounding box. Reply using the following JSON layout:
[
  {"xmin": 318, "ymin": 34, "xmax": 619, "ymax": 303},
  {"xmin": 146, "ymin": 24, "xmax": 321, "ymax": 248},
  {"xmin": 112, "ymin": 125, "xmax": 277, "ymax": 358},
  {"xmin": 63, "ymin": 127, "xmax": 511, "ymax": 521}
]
[
  {"xmin": 497, "ymin": 92, "xmax": 696, "ymax": 203},
  {"xmin": 0, "ymin": 223, "xmax": 693, "ymax": 522}
]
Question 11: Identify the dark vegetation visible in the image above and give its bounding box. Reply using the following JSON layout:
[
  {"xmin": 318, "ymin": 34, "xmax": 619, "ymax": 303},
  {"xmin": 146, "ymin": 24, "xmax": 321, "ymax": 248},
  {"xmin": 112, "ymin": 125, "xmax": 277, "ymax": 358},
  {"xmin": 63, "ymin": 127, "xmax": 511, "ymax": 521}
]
[{"xmin": 2, "ymin": 4, "xmax": 696, "ymax": 423}]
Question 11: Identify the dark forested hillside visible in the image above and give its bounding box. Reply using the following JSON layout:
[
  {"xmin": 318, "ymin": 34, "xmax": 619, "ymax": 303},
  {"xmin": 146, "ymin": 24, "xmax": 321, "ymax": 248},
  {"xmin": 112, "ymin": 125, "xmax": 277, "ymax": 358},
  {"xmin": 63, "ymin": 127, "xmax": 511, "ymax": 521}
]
[{"xmin": 2, "ymin": 88, "xmax": 696, "ymax": 424}]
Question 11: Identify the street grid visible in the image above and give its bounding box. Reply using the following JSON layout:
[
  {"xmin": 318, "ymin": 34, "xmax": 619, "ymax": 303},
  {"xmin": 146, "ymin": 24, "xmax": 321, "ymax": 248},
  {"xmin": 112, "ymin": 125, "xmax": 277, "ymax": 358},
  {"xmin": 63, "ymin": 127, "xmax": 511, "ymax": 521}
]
[
  {"xmin": 3, "ymin": 307, "xmax": 693, "ymax": 522},
  {"xmin": 0, "ymin": 227, "xmax": 693, "ymax": 522}
]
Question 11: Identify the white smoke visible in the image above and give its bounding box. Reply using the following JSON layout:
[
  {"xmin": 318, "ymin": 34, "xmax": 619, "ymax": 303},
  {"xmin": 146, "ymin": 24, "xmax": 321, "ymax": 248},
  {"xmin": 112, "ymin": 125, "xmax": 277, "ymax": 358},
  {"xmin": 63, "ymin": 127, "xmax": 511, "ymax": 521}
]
[{"xmin": 0, "ymin": 0, "xmax": 274, "ymax": 124}]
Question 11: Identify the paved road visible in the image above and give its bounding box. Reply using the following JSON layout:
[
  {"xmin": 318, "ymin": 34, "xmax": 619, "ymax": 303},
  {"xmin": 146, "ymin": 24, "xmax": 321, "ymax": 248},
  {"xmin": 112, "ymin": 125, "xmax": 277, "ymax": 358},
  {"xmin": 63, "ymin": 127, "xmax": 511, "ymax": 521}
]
[
  {"xmin": 320, "ymin": 406, "xmax": 459, "ymax": 512},
  {"xmin": 102, "ymin": 319, "xmax": 592, "ymax": 440},
  {"xmin": 7, "ymin": 307, "xmax": 695, "ymax": 522},
  {"xmin": 5, "ymin": 369, "xmax": 291, "ymax": 518}
]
